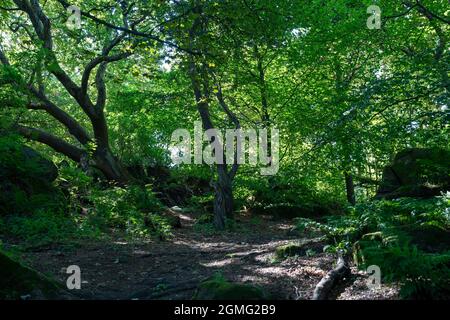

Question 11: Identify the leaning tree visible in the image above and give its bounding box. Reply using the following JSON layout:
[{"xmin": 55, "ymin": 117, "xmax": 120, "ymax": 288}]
[{"xmin": 0, "ymin": 0, "xmax": 148, "ymax": 183}]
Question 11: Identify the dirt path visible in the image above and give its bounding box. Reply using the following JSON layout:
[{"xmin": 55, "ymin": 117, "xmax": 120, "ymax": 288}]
[{"xmin": 16, "ymin": 213, "xmax": 399, "ymax": 300}]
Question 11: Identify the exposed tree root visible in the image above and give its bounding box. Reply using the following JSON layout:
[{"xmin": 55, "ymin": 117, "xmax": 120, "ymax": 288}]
[{"xmin": 312, "ymin": 252, "xmax": 350, "ymax": 300}]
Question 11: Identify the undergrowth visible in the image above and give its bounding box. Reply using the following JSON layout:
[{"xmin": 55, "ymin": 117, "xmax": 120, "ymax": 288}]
[
  {"xmin": 0, "ymin": 165, "xmax": 175, "ymax": 247},
  {"xmin": 295, "ymin": 194, "xmax": 450, "ymax": 299}
]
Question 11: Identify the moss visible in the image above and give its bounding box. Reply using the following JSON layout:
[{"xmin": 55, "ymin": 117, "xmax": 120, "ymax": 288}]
[
  {"xmin": 275, "ymin": 239, "xmax": 325, "ymax": 260},
  {"xmin": 193, "ymin": 277, "xmax": 267, "ymax": 300},
  {"xmin": 0, "ymin": 250, "xmax": 61, "ymax": 299},
  {"xmin": 275, "ymin": 243, "xmax": 307, "ymax": 260}
]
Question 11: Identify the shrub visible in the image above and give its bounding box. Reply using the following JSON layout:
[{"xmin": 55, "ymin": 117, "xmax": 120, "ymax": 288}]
[
  {"xmin": 88, "ymin": 184, "xmax": 172, "ymax": 239},
  {"xmin": 295, "ymin": 194, "xmax": 450, "ymax": 299},
  {"xmin": 0, "ymin": 210, "xmax": 88, "ymax": 247}
]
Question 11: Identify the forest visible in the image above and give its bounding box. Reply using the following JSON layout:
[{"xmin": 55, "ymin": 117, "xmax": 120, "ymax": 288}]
[{"xmin": 0, "ymin": 0, "xmax": 449, "ymax": 303}]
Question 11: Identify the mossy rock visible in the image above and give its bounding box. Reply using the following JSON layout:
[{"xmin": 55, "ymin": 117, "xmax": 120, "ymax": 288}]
[
  {"xmin": 0, "ymin": 143, "xmax": 60, "ymax": 215},
  {"xmin": 193, "ymin": 277, "xmax": 267, "ymax": 300},
  {"xmin": 275, "ymin": 241, "xmax": 323, "ymax": 260},
  {"xmin": 0, "ymin": 250, "xmax": 62, "ymax": 299},
  {"xmin": 276, "ymin": 243, "xmax": 306, "ymax": 260},
  {"xmin": 376, "ymin": 148, "xmax": 450, "ymax": 199}
]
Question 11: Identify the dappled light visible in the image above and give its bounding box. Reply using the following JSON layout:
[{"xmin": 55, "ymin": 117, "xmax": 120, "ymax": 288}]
[{"xmin": 0, "ymin": 0, "xmax": 448, "ymax": 306}]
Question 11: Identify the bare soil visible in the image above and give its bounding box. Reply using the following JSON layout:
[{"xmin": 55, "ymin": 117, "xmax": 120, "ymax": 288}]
[{"xmin": 11, "ymin": 212, "xmax": 399, "ymax": 300}]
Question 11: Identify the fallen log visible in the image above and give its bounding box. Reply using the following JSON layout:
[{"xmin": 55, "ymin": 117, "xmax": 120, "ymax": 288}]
[{"xmin": 312, "ymin": 252, "xmax": 350, "ymax": 300}]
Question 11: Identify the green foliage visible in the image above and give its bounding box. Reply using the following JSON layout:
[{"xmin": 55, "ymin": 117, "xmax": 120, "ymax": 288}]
[
  {"xmin": 193, "ymin": 217, "xmax": 244, "ymax": 235},
  {"xmin": 143, "ymin": 214, "xmax": 173, "ymax": 240},
  {"xmin": 1, "ymin": 0, "xmax": 449, "ymax": 300},
  {"xmin": 192, "ymin": 221, "xmax": 217, "ymax": 235},
  {"xmin": 358, "ymin": 241, "xmax": 450, "ymax": 299},
  {"xmin": 88, "ymin": 184, "xmax": 171, "ymax": 239},
  {"xmin": 196, "ymin": 213, "xmax": 214, "ymax": 225},
  {"xmin": 186, "ymin": 194, "xmax": 214, "ymax": 215},
  {"xmin": 296, "ymin": 195, "xmax": 450, "ymax": 299},
  {"xmin": 237, "ymin": 173, "xmax": 345, "ymax": 218},
  {"xmin": 57, "ymin": 165, "xmax": 93, "ymax": 212},
  {"xmin": 0, "ymin": 209, "xmax": 95, "ymax": 247}
]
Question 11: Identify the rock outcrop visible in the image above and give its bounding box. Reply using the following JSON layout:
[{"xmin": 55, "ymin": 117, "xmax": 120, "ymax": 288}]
[
  {"xmin": 0, "ymin": 144, "xmax": 59, "ymax": 215},
  {"xmin": 376, "ymin": 148, "xmax": 450, "ymax": 199}
]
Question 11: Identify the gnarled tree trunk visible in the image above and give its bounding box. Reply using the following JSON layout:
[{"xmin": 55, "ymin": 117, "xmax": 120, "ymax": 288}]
[
  {"xmin": 213, "ymin": 165, "xmax": 234, "ymax": 229},
  {"xmin": 1, "ymin": 0, "xmax": 134, "ymax": 184},
  {"xmin": 187, "ymin": 8, "xmax": 240, "ymax": 229}
]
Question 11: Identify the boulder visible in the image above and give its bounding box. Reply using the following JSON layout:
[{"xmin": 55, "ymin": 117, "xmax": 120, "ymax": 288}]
[
  {"xmin": 403, "ymin": 225, "xmax": 450, "ymax": 253},
  {"xmin": 0, "ymin": 145, "xmax": 58, "ymax": 184},
  {"xmin": 376, "ymin": 148, "xmax": 450, "ymax": 199},
  {"xmin": 0, "ymin": 144, "xmax": 59, "ymax": 215},
  {"xmin": 193, "ymin": 276, "xmax": 268, "ymax": 300},
  {"xmin": 275, "ymin": 240, "xmax": 324, "ymax": 260},
  {"xmin": 0, "ymin": 250, "xmax": 61, "ymax": 299}
]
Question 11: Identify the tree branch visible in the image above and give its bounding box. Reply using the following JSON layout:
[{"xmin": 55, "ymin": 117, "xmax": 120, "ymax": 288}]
[
  {"xmin": 13, "ymin": 0, "xmax": 96, "ymax": 118},
  {"xmin": 27, "ymin": 86, "xmax": 92, "ymax": 144},
  {"xmin": 15, "ymin": 125, "xmax": 85, "ymax": 162},
  {"xmin": 56, "ymin": 0, "xmax": 199, "ymax": 55},
  {"xmin": 1, "ymin": 46, "xmax": 92, "ymax": 145}
]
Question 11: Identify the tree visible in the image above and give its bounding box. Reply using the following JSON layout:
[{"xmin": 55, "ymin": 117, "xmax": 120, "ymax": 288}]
[{"xmin": 0, "ymin": 0, "xmax": 134, "ymax": 182}]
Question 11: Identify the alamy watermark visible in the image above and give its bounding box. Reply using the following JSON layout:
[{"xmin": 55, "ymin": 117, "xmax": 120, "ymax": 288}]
[
  {"xmin": 170, "ymin": 121, "xmax": 279, "ymax": 175},
  {"xmin": 66, "ymin": 265, "xmax": 81, "ymax": 290},
  {"xmin": 367, "ymin": 5, "xmax": 381, "ymax": 29},
  {"xmin": 66, "ymin": 5, "xmax": 81, "ymax": 30},
  {"xmin": 366, "ymin": 265, "xmax": 381, "ymax": 290}
]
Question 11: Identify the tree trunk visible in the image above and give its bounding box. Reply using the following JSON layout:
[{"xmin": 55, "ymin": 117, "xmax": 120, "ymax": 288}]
[
  {"xmin": 93, "ymin": 144, "xmax": 132, "ymax": 184},
  {"xmin": 344, "ymin": 172, "xmax": 356, "ymax": 206},
  {"xmin": 213, "ymin": 165, "xmax": 234, "ymax": 230},
  {"xmin": 1, "ymin": 1, "xmax": 134, "ymax": 185}
]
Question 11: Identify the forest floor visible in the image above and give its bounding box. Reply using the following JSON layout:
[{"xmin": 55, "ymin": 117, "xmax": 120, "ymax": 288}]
[{"xmin": 10, "ymin": 212, "xmax": 399, "ymax": 300}]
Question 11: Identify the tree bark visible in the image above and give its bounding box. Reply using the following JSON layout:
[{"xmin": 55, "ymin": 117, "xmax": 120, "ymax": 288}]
[
  {"xmin": 312, "ymin": 252, "xmax": 350, "ymax": 300},
  {"xmin": 344, "ymin": 172, "xmax": 356, "ymax": 206},
  {"xmin": 93, "ymin": 144, "xmax": 132, "ymax": 183},
  {"xmin": 15, "ymin": 125, "xmax": 85, "ymax": 162},
  {"xmin": 3, "ymin": 0, "xmax": 134, "ymax": 184},
  {"xmin": 213, "ymin": 164, "xmax": 234, "ymax": 229},
  {"xmin": 186, "ymin": 9, "xmax": 236, "ymax": 229}
]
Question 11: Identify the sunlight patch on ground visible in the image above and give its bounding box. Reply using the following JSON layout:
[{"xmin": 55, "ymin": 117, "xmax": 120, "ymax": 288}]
[
  {"xmin": 239, "ymin": 275, "xmax": 270, "ymax": 284},
  {"xmin": 276, "ymin": 223, "xmax": 294, "ymax": 230},
  {"xmin": 297, "ymin": 266, "xmax": 327, "ymax": 277},
  {"xmin": 172, "ymin": 239, "xmax": 247, "ymax": 250},
  {"xmin": 133, "ymin": 250, "xmax": 151, "ymax": 256},
  {"xmin": 253, "ymin": 266, "xmax": 286, "ymax": 276},
  {"xmin": 200, "ymin": 259, "xmax": 235, "ymax": 268},
  {"xmin": 113, "ymin": 241, "xmax": 128, "ymax": 245}
]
